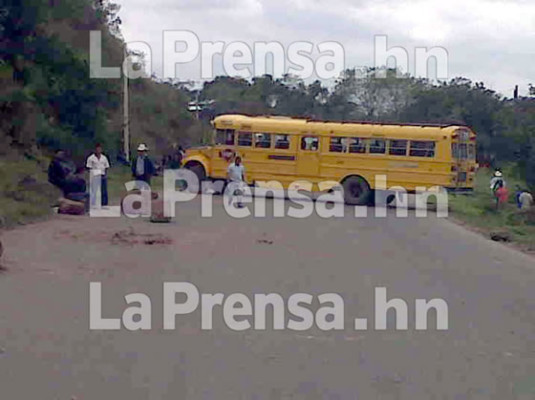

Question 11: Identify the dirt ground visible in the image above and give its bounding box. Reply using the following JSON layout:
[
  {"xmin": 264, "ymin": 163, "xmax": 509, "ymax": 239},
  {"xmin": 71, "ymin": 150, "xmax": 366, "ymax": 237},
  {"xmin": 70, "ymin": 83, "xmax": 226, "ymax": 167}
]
[{"xmin": 1, "ymin": 197, "xmax": 534, "ymax": 399}]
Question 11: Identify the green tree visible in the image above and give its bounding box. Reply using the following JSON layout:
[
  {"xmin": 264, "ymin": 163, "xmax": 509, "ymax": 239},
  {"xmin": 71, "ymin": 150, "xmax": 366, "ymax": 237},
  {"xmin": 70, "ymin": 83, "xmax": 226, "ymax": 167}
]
[{"xmin": 326, "ymin": 68, "xmax": 421, "ymax": 121}]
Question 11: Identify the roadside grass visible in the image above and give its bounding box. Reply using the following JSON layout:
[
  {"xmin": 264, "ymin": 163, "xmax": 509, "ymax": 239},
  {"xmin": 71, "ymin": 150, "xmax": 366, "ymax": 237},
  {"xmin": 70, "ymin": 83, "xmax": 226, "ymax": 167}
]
[
  {"xmin": 0, "ymin": 155, "xmax": 60, "ymax": 228},
  {"xmin": 448, "ymin": 168, "xmax": 535, "ymax": 251},
  {"xmin": 0, "ymin": 159, "xmax": 164, "ymax": 228},
  {"xmin": 106, "ymin": 165, "xmax": 164, "ymax": 202},
  {"xmin": 0, "ymin": 160, "xmax": 165, "ymax": 229}
]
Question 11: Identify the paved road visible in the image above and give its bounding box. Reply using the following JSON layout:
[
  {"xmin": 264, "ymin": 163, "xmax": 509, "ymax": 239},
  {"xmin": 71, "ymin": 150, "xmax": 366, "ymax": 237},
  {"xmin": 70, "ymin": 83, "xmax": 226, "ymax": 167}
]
[{"xmin": 0, "ymin": 197, "xmax": 534, "ymax": 399}]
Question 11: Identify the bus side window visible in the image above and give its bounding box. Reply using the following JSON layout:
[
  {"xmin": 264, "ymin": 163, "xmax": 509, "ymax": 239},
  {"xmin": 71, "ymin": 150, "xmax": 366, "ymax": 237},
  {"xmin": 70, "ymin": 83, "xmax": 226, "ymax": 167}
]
[
  {"xmin": 216, "ymin": 129, "xmax": 235, "ymax": 145},
  {"xmin": 237, "ymin": 132, "xmax": 252, "ymax": 147},
  {"xmin": 329, "ymin": 137, "xmax": 347, "ymax": 153},
  {"xmin": 275, "ymin": 134, "xmax": 290, "ymax": 149},
  {"xmin": 410, "ymin": 141, "xmax": 435, "ymax": 157},
  {"xmin": 369, "ymin": 139, "xmax": 386, "ymax": 154},
  {"xmin": 348, "ymin": 138, "xmax": 366, "ymax": 153},
  {"xmin": 389, "ymin": 140, "xmax": 408, "ymax": 156},
  {"xmin": 255, "ymin": 133, "xmax": 272, "ymax": 148},
  {"xmin": 301, "ymin": 136, "xmax": 319, "ymax": 151}
]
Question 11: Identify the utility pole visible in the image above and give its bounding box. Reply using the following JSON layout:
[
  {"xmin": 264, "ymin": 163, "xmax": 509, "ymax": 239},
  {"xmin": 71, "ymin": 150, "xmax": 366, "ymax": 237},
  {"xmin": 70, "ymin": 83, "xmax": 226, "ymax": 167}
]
[
  {"xmin": 196, "ymin": 90, "xmax": 200, "ymax": 121},
  {"xmin": 123, "ymin": 46, "xmax": 130, "ymax": 162}
]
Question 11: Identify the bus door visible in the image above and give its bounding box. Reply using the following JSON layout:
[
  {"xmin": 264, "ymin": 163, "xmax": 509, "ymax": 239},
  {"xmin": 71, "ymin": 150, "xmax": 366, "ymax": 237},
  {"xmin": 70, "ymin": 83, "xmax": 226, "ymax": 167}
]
[
  {"xmin": 212, "ymin": 128, "xmax": 236, "ymax": 178},
  {"xmin": 297, "ymin": 135, "xmax": 320, "ymax": 177},
  {"xmin": 451, "ymin": 129, "xmax": 474, "ymax": 188}
]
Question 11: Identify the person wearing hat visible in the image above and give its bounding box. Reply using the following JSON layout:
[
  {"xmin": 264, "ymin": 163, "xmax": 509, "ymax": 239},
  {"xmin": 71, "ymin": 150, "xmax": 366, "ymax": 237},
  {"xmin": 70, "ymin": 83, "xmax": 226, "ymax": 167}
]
[
  {"xmin": 131, "ymin": 143, "xmax": 156, "ymax": 186},
  {"xmin": 490, "ymin": 170, "xmax": 506, "ymax": 193}
]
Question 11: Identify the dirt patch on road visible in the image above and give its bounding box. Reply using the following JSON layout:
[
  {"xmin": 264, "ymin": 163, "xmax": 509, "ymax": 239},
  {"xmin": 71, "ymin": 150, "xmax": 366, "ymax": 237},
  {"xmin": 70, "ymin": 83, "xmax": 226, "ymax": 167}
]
[
  {"xmin": 51, "ymin": 227, "xmax": 174, "ymax": 246},
  {"xmin": 111, "ymin": 229, "xmax": 173, "ymax": 246}
]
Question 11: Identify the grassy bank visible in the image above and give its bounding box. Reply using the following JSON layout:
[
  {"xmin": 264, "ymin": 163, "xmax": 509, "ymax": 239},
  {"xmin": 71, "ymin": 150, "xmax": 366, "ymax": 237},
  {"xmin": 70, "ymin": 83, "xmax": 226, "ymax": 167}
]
[
  {"xmin": 0, "ymin": 155, "xmax": 60, "ymax": 228},
  {"xmin": 449, "ymin": 168, "xmax": 535, "ymax": 252},
  {"xmin": 106, "ymin": 165, "xmax": 164, "ymax": 201},
  {"xmin": 0, "ymin": 161, "xmax": 163, "ymax": 229}
]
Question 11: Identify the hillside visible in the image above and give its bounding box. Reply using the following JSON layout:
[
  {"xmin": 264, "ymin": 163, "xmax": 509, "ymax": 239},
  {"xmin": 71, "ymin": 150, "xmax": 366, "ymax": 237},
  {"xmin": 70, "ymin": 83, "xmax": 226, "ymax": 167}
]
[{"xmin": 0, "ymin": 0, "xmax": 204, "ymax": 225}]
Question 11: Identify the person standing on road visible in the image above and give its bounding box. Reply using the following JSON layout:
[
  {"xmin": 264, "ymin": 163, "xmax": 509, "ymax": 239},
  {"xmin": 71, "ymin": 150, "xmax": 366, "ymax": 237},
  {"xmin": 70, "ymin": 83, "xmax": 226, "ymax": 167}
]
[
  {"xmin": 176, "ymin": 145, "xmax": 185, "ymax": 168},
  {"xmin": 131, "ymin": 143, "xmax": 156, "ymax": 187},
  {"xmin": 227, "ymin": 156, "xmax": 246, "ymax": 208},
  {"xmin": 86, "ymin": 143, "xmax": 110, "ymax": 207}
]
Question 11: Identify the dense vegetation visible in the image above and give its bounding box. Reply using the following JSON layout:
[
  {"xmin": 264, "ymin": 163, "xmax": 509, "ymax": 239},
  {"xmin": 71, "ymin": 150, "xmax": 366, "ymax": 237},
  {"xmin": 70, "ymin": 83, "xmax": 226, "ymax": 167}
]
[{"xmin": 1, "ymin": 0, "xmax": 199, "ymax": 163}]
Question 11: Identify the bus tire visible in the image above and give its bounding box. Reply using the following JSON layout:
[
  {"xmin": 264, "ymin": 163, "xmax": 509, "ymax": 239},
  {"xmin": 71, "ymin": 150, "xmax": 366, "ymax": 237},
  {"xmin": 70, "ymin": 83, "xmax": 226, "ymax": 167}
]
[
  {"xmin": 185, "ymin": 162, "xmax": 206, "ymax": 191},
  {"xmin": 342, "ymin": 176, "xmax": 371, "ymax": 205}
]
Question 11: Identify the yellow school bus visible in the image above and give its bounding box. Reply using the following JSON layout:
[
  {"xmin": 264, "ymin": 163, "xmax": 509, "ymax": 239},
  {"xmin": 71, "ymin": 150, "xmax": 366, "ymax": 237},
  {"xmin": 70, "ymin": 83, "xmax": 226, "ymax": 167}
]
[{"xmin": 183, "ymin": 114, "xmax": 477, "ymax": 204}]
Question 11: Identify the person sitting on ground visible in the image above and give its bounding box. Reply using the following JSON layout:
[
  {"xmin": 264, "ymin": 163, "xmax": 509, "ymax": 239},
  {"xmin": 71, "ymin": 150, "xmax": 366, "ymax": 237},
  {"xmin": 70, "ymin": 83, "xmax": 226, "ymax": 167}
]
[{"xmin": 48, "ymin": 149, "xmax": 86, "ymax": 197}]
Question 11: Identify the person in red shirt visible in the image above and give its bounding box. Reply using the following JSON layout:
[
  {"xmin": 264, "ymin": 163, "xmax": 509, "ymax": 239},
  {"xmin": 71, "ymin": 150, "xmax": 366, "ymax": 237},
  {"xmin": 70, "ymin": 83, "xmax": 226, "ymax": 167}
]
[{"xmin": 494, "ymin": 181, "xmax": 509, "ymax": 210}]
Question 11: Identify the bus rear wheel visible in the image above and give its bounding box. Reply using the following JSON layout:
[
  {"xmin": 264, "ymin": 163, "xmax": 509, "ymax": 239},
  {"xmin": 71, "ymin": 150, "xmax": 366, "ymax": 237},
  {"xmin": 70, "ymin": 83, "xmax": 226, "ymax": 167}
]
[{"xmin": 342, "ymin": 176, "xmax": 371, "ymax": 205}]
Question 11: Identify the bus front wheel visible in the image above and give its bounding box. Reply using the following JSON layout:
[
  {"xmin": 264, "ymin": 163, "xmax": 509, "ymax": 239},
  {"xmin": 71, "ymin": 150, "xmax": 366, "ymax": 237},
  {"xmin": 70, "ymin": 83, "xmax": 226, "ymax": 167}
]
[
  {"xmin": 342, "ymin": 176, "xmax": 371, "ymax": 205},
  {"xmin": 185, "ymin": 162, "xmax": 206, "ymax": 191}
]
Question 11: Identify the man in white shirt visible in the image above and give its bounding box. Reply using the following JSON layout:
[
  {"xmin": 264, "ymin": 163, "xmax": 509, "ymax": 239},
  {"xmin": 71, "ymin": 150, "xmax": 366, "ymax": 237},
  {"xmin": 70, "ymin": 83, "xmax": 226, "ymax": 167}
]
[
  {"xmin": 86, "ymin": 143, "xmax": 110, "ymax": 207},
  {"xmin": 227, "ymin": 156, "xmax": 246, "ymax": 208}
]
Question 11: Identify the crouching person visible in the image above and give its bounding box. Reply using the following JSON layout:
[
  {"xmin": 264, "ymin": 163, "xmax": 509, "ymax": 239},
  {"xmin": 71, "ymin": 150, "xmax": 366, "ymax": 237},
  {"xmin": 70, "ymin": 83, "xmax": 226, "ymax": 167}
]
[
  {"xmin": 48, "ymin": 149, "xmax": 86, "ymax": 196},
  {"xmin": 516, "ymin": 186, "xmax": 534, "ymax": 210}
]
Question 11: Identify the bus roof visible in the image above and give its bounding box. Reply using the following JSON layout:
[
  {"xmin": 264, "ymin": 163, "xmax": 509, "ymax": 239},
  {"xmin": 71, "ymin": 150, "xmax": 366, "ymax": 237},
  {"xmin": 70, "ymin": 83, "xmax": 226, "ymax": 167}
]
[{"xmin": 213, "ymin": 114, "xmax": 473, "ymax": 139}]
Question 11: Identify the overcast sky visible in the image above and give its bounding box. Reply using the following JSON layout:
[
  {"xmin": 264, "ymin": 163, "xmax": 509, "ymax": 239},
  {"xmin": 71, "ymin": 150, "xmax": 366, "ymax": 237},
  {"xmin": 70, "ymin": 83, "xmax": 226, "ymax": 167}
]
[{"xmin": 116, "ymin": 0, "xmax": 534, "ymax": 96}]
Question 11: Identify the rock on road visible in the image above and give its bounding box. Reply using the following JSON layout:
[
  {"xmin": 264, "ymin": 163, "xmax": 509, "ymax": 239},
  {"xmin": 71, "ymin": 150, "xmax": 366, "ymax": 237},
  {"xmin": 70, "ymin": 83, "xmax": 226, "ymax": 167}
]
[{"xmin": 0, "ymin": 197, "xmax": 534, "ymax": 399}]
